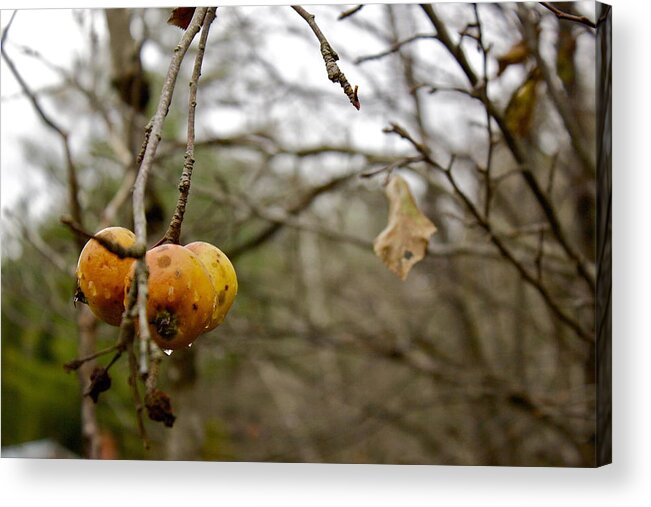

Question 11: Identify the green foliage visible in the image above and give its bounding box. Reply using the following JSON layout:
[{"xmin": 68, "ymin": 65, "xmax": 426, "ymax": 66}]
[
  {"xmin": 1, "ymin": 337, "xmax": 82, "ymax": 453},
  {"xmin": 201, "ymin": 418, "xmax": 237, "ymax": 461}
]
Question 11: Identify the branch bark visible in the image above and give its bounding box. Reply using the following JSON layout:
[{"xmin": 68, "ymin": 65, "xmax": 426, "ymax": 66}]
[
  {"xmin": 130, "ymin": 7, "xmax": 208, "ymax": 356},
  {"xmin": 539, "ymin": 2, "xmax": 596, "ymax": 29},
  {"xmin": 291, "ymin": 5, "xmax": 360, "ymax": 110},
  {"xmin": 160, "ymin": 7, "xmax": 217, "ymax": 245}
]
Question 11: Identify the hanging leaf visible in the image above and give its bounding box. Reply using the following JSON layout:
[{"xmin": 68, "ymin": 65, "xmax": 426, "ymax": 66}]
[
  {"xmin": 504, "ymin": 71, "xmax": 540, "ymax": 137},
  {"xmin": 167, "ymin": 7, "xmax": 196, "ymax": 30},
  {"xmin": 496, "ymin": 40, "xmax": 530, "ymax": 76},
  {"xmin": 373, "ymin": 175, "xmax": 437, "ymax": 281}
]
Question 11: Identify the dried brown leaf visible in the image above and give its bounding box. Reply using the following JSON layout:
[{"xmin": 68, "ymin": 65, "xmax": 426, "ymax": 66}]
[
  {"xmin": 145, "ymin": 388, "xmax": 176, "ymax": 428},
  {"xmin": 167, "ymin": 7, "xmax": 196, "ymax": 30},
  {"xmin": 85, "ymin": 367, "xmax": 112, "ymax": 403},
  {"xmin": 373, "ymin": 175, "xmax": 437, "ymax": 280}
]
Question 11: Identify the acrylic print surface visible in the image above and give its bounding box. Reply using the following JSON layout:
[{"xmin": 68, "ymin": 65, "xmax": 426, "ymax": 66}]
[{"xmin": 1, "ymin": 2, "xmax": 611, "ymax": 466}]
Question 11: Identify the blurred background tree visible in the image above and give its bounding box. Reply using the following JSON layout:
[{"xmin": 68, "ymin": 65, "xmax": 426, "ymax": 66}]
[{"xmin": 1, "ymin": 2, "xmax": 601, "ymax": 465}]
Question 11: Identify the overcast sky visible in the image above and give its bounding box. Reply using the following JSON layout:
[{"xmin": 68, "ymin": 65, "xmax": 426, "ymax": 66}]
[{"xmin": 1, "ymin": 10, "xmax": 93, "ymax": 218}]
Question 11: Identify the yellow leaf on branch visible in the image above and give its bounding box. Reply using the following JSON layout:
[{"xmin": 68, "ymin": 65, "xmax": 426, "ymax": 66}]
[
  {"xmin": 373, "ymin": 175, "xmax": 437, "ymax": 281},
  {"xmin": 505, "ymin": 72, "xmax": 540, "ymax": 138},
  {"xmin": 496, "ymin": 40, "xmax": 530, "ymax": 76}
]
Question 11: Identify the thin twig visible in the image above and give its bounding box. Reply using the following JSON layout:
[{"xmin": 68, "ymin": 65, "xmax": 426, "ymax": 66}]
[
  {"xmin": 359, "ymin": 156, "xmax": 424, "ymax": 179},
  {"xmin": 12, "ymin": 40, "xmax": 130, "ymax": 166},
  {"xmin": 195, "ymin": 177, "xmax": 548, "ymax": 269},
  {"xmin": 291, "ymin": 5, "xmax": 360, "ymax": 110},
  {"xmin": 63, "ymin": 343, "xmax": 124, "ymax": 372},
  {"xmin": 133, "ymin": 7, "xmax": 208, "ymax": 243},
  {"xmin": 159, "ymin": 7, "xmax": 217, "ymax": 246},
  {"xmin": 1, "ymin": 12, "xmax": 84, "ymax": 243},
  {"xmin": 519, "ymin": 5, "xmax": 595, "ymax": 178},
  {"xmin": 145, "ymin": 345, "xmax": 164, "ymax": 398},
  {"xmin": 2, "ymin": 12, "xmax": 105, "ymax": 458},
  {"xmin": 127, "ymin": 338, "xmax": 149, "ymax": 449},
  {"xmin": 419, "ymin": 3, "xmax": 595, "ymax": 295},
  {"xmin": 355, "ymin": 34, "xmax": 437, "ymax": 64},
  {"xmin": 539, "ymin": 2, "xmax": 596, "ymax": 29},
  {"xmin": 472, "ymin": 4, "xmax": 495, "ymax": 220},
  {"xmin": 60, "ymin": 215, "xmax": 146, "ymax": 258},
  {"xmin": 227, "ymin": 172, "xmax": 354, "ymax": 259},
  {"xmin": 132, "ymin": 7, "xmax": 208, "ymax": 351},
  {"xmin": 107, "ymin": 273, "xmax": 148, "ymax": 445},
  {"xmin": 338, "ymin": 5, "xmax": 364, "ymax": 20}
]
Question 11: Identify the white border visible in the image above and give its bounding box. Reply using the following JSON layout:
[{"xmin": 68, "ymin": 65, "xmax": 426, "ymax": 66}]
[{"xmin": 2, "ymin": 0, "xmax": 650, "ymax": 505}]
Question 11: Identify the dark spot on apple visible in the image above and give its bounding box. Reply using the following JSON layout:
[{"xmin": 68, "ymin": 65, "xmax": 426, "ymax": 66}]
[
  {"xmin": 153, "ymin": 309, "xmax": 178, "ymax": 339},
  {"xmin": 157, "ymin": 255, "xmax": 172, "ymax": 268},
  {"xmin": 403, "ymin": 250, "xmax": 414, "ymax": 260},
  {"xmin": 218, "ymin": 290, "xmax": 226, "ymax": 306}
]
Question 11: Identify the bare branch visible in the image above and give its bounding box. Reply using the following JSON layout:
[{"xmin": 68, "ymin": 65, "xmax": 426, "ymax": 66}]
[
  {"xmin": 133, "ymin": 7, "xmax": 208, "ymax": 245},
  {"xmin": 127, "ymin": 338, "xmax": 149, "ymax": 448},
  {"xmin": 60, "ymin": 215, "xmax": 146, "ymax": 259},
  {"xmin": 227, "ymin": 173, "xmax": 354, "ymax": 259},
  {"xmin": 419, "ymin": 3, "xmax": 595, "ymax": 295},
  {"xmin": 472, "ymin": 4, "xmax": 496, "ymax": 220},
  {"xmin": 1, "ymin": 12, "xmax": 84, "ymax": 245},
  {"xmin": 291, "ymin": 5, "xmax": 360, "ymax": 110},
  {"xmin": 2, "ymin": 12, "xmax": 104, "ymax": 457},
  {"xmin": 539, "ymin": 2, "xmax": 596, "ymax": 29},
  {"xmin": 160, "ymin": 7, "xmax": 218, "ymax": 246},
  {"xmin": 519, "ymin": 6, "xmax": 595, "ymax": 178},
  {"xmin": 384, "ymin": 122, "xmax": 593, "ymax": 344},
  {"xmin": 338, "ymin": 5, "xmax": 364, "ymax": 21},
  {"xmin": 355, "ymin": 34, "xmax": 437, "ymax": 64},
  {"xmin": 131, "ymin": 7, "xmax": 208, "ymax": 348}
]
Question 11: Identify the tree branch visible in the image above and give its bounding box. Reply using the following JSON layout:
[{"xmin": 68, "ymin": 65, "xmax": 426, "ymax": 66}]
[
  {"xmin": 1, "ymin": 12, "xmax": 84, "ymax": 246},
  {"xmin": 291, "ymin": 5, "xmax": 360, "ymax": 110},
  {"xmin": 384, "ymin": 123, "xmax": 593, "ymax": 344},
  {"xmin": 338, "ymin": 5, "xmax": 364, "ymax": 21},
  {"xmin": 419, "ymin": 3, "xmax": 595, "ymax": 295},
  {"xmin": 60, "ymin": 215, "xmax": 145, "ymax": 258},
  {"xmin": 1, "ymin": 12, "xmax": 105, "ymax": 457},
  {"xmin": 131, "ymin": 7, "xmax": 208, "ymax": 353},
  {"xmin": 519, "ymin": 5, "xmax": 595, "ymax": 178},
  {"xmin": 355, "ymin": 33, "xmax": 437, "ymax": 64},
  {"xmin": 539, "ymin": 2, "xmax": 596, "ymax": 29},
  {"xmin": 159, "ymin": 7, "xmax": 217, "ymax": 246},
  {"xmin": 228, "ymin": 172, "xmax": 354, "ymax": 259}
]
